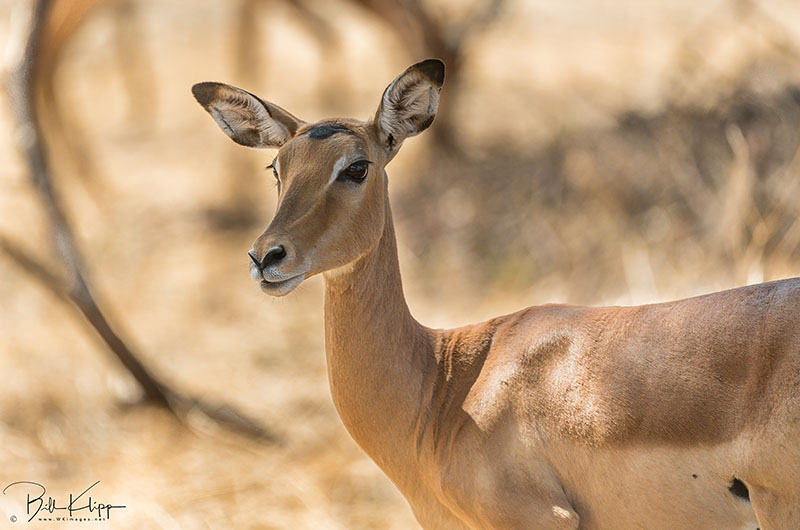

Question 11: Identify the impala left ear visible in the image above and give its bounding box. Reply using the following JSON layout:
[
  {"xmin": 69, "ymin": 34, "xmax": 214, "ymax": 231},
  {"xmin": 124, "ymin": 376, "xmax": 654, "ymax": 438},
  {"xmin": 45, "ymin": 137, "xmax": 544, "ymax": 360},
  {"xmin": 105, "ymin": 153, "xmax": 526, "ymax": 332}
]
[{"xmin": 374, "ymin": 59, "xmax": 445, "ymax": 152}]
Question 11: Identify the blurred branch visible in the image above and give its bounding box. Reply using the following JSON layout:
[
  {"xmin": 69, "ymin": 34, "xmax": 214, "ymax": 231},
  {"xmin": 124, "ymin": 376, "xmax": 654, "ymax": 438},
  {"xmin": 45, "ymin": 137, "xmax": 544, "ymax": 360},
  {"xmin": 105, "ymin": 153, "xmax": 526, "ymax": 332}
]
[
  {"xmin": 35, "ymin": 0, "xmax": 107, "ymax": 200},
  {"xmin": 656, "ymin": 124, "xmax": 715, "ymax": 222},
  {"xmin": 349, "ymin": 0, "xmax": 506, "ymax": 150},
  {"xmin": 289, "ymin": 0, "xmax": 337, "ymax": 46},
  {"xmin": 668, "ymin": 0, "xmax": 800, "ymax": 104},
  {"xmin": 403, "ymin": 0, "xmax": 504, "ymax": 58},
  {"xmin": 9, "ymin": 0, "xmax": 172, "ymax": 408},
  {"xmin": 731, "ymin": 0, "xmax": 800, "ymax": 60},
  {"xmin": 5, "ymin": 0, "xmax": 276, "ymax": 443},
  {"xmin": 0, "ymin": 234, "xmax": 70, "ymax": 301},
  {"xmin": 717, "ymin": 124, "xmax": 757, "ymax": 255},
  {"xmin": 449, "ymin": 0, "xmax": 505, "ymax": 46}
]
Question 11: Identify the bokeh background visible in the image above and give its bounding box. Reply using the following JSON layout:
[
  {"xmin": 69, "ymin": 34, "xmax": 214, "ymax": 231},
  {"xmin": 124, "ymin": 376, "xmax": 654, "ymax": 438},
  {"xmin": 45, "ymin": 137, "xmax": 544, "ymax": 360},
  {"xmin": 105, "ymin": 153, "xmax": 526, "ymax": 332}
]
[{"xmin": 1, "ymin": 0, "xmax": 800, "ymax": 528}]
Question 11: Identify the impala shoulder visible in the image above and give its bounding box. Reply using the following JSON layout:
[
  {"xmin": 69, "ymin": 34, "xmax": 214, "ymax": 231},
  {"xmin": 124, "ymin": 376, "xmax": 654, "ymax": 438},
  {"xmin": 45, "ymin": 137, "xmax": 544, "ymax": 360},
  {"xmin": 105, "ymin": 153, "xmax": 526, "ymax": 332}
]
[
  {"xmin": 438, "ymin": 305, "xmax": 600, "ymax": 423},
  {"xmin": 484, "ymin": 304, "xmax": 601, "ymax": 363}
]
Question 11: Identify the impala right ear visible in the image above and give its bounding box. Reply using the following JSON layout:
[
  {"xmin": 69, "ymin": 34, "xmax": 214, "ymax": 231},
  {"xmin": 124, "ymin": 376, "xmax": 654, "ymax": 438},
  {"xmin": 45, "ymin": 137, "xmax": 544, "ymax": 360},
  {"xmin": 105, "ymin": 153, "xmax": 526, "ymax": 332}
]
[
  {"xmin": 192, "ymin": 82, "xmax": 305, "ymax": 148},
  {"xmin": 374, "ymin": 59, "xmax": 445, "ymax": 152}
]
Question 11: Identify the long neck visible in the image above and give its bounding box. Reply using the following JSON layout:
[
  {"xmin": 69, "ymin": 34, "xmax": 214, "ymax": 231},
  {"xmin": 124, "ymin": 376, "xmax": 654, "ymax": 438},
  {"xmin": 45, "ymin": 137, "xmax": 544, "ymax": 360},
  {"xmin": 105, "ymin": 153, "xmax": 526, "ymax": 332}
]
[{"xmin": 323, "ymin": 194, "xmax": 433, "ymax": 479}]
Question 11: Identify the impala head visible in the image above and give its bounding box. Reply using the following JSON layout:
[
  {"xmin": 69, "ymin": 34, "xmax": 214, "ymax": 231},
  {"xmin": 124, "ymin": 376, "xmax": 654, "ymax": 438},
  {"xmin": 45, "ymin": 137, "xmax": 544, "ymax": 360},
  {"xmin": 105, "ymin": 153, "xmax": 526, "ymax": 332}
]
[{"xmin": 192, "ymin": 59, "xmax": 444, "ymax": 296}]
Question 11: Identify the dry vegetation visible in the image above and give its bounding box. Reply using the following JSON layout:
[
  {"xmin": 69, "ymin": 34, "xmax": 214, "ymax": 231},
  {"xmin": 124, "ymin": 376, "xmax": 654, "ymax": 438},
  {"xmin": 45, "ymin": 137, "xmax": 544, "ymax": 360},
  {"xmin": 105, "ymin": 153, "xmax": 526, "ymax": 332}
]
[{"xmin": 1, "ymin": 0, "xmax": 800, "ymax": 528}]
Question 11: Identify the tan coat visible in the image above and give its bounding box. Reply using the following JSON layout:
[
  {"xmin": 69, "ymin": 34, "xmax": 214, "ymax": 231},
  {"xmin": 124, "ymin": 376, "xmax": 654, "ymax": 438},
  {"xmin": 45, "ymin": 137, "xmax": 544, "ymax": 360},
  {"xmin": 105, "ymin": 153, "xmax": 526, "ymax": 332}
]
[{"xmin": 194, "ymin": 59, "xmax": 800, "ymax": 529}]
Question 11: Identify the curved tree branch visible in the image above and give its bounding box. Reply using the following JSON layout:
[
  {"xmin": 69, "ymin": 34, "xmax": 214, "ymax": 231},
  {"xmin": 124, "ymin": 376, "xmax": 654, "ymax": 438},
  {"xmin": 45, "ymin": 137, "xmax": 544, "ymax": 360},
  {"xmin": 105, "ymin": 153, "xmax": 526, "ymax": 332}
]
[
  {"xmin": 8, "ymin": 0, "xmax": 172, "ymax": 408},
  {"xmin": 4, "ymin": 0, "xmax": 276, "ymax": 442}
]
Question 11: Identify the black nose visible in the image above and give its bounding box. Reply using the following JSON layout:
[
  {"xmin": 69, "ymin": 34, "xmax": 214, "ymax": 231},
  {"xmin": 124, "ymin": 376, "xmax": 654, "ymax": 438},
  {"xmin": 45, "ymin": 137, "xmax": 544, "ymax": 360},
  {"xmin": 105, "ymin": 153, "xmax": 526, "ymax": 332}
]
[{"xmin": 248, "ymin": 246, "xmax": 286, "ymax": 269}]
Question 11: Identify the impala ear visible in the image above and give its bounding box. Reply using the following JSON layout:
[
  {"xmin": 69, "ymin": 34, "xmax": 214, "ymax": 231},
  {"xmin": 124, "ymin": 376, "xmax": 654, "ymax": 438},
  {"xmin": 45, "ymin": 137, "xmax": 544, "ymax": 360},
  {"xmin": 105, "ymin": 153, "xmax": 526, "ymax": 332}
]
[
  {"xmin": 374, "ymin": 59, "xmax": 445, "ymax": 152},
  {"xmin": 191, "ymin": 82, "xmax": 305, "ymax": 148}
]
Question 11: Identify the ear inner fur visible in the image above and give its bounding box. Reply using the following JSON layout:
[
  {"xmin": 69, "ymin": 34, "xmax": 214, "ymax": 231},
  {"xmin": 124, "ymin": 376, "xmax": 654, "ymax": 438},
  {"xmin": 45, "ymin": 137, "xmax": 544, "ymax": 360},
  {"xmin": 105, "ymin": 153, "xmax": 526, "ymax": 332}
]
[
  {"xmin": 191, "ymin": 82, "xmax": 304, "ymax": 148},
  {"xmin": 375, "ymin": 59, "xmax": 445, "ymax": 151}
]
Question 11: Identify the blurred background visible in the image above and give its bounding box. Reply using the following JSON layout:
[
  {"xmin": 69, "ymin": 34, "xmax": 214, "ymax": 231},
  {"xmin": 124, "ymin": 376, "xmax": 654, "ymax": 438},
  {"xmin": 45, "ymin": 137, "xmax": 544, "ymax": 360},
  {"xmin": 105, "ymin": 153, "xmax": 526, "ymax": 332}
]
[{"xmin": 1, "ymin": 0, "xmax": 800, "ymax": 527}]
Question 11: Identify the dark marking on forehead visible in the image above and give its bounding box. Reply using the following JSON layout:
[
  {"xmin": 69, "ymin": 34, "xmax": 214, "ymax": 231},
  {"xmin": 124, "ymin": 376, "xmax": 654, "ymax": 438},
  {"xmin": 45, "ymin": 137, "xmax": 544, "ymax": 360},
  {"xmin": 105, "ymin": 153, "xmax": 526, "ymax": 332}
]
[{"xmin": 303, "ymin": 122, "xmax": 356, "ymax": 140}]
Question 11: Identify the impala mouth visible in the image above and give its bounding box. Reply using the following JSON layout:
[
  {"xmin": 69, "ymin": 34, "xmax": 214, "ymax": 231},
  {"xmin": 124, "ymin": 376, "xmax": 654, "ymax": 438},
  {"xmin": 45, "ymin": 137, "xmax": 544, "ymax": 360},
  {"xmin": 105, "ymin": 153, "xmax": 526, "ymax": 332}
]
[{"xmin": 258, "ymin": 273, "xmax": 306, "ymax": 296}]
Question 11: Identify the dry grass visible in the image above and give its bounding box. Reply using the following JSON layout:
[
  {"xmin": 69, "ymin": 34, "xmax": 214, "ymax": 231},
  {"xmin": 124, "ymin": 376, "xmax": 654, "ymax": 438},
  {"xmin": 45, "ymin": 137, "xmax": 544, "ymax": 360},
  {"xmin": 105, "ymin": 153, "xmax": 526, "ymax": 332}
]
[{"xmin": 1, "ymin": 0, "xmax": 800, "ymax": 528}]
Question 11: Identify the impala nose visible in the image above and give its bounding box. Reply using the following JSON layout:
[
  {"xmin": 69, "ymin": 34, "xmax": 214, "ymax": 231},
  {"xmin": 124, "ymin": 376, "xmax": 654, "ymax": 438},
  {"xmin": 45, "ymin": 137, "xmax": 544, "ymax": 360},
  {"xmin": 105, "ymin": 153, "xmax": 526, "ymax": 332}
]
[{"xmin": 248, "ymin": 245, "xmax": 286, "ymax": 269}]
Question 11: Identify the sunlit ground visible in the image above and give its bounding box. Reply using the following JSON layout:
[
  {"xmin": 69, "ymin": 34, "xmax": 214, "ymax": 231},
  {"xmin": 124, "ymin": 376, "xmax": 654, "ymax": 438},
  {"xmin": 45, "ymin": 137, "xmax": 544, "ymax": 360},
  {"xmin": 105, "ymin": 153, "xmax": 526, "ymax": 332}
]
[{"xmin": 1, "ymin": 0, "xmax": 800, "ymax": 527}]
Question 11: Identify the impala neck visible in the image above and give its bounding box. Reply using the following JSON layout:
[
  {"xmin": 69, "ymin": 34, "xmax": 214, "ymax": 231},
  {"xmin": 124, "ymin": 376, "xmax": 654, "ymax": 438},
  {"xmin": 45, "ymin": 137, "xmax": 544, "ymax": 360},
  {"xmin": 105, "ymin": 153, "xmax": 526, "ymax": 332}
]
[{"xmin": 322, "ymin": 188, "xmax": 432, "ymax": 479}]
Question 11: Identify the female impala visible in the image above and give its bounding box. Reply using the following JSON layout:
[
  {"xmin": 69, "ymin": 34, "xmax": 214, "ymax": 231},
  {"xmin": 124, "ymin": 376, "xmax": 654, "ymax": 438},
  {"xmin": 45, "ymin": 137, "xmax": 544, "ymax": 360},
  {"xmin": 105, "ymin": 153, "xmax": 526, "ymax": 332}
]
[{"xmin": 192, "ymin": 60, "xmax": 800, "ymax": 529}]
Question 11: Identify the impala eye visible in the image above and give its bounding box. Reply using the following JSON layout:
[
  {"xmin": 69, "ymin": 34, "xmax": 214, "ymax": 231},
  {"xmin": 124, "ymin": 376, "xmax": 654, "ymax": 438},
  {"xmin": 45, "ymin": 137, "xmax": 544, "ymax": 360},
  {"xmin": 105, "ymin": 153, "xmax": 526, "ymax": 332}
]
[
  {"xmin": 266, "ymin": 162, "xmax": 280, "ymax": 191},
  {"xmin": 337, "ymin": 160, "xmax": 371, "ymax": 183},
  {"xmin": 266, "ymin": 163, "xmax": 279, "ymax": 181}
]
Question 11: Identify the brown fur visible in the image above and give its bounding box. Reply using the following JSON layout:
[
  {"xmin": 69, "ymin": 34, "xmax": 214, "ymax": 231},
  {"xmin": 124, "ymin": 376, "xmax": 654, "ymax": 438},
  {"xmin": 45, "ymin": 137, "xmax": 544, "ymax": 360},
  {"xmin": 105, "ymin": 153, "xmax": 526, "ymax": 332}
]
[{"xmin": 193, "ymin": 60, "xmax": 800, "ymax": 529}]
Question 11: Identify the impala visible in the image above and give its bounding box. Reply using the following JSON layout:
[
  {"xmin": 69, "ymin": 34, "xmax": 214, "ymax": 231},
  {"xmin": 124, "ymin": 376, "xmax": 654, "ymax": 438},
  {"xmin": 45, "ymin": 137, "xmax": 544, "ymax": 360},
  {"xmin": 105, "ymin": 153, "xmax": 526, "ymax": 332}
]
[{"xmin": 192, "ymin": 59, "xmax": 800, "ymax": 529}]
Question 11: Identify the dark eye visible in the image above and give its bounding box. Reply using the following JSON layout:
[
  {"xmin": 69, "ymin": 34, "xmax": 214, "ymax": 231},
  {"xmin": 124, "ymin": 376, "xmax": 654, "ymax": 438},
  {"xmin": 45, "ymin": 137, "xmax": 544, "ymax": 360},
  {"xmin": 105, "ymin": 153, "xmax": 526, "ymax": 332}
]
[
  {"xmin": 266, "ymin": 163, "xmax": 280, "ymax": 191},
  {"xmin": 266, "ymin": 164, "xmax": 279, "ymax": 181},
  {"xmin": 337, "ymin": 160, "xmax": 370, "ymax": 183}
]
